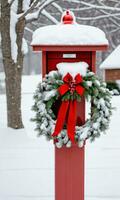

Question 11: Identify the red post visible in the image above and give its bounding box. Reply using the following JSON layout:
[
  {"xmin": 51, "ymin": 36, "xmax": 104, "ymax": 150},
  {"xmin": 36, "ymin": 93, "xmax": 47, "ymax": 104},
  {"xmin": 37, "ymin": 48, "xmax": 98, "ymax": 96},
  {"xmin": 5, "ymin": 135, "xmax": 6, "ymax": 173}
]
[
  {"xmin": 55, "ymin": 96, "xmax": 85, "ymax": 200},
  {"xmin": 55, "ymin": 145, "xmax": 84, "ymax": 200}
]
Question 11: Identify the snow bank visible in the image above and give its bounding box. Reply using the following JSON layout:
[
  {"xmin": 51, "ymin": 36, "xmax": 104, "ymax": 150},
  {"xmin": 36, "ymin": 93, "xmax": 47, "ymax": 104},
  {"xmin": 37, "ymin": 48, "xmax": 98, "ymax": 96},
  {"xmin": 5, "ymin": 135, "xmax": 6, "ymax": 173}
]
[
  {"xmin": 31, "ymin": 23, "xmax": 108, "ymax": 46},
  {"xmin": 100, "ymin": 45, "xmax": 120, "ymax": 69},
  {"xmin": 57, "ymin": 61, "xmax": 88, "ymax": 77}
]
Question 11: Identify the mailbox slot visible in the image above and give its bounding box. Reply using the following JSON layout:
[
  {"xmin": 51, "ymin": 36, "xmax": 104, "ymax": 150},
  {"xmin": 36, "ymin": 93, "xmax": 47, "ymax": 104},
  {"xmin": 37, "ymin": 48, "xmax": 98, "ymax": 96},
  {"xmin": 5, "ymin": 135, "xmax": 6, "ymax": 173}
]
[
  {"xmin": 47, "ymin": 51, "xmax": 92, "ymax": 72},
  {"xmin": 63, "ymin": 53, "xmax": 76, "ymax": 58}
]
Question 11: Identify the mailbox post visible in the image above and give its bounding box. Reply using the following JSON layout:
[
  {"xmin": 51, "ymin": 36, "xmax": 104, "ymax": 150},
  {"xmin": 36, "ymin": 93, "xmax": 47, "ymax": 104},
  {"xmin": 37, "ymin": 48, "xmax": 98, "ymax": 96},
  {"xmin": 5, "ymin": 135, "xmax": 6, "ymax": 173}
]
[{"xmin": 32, "ymin": 10, "xmax": 108, "ymax": 200}]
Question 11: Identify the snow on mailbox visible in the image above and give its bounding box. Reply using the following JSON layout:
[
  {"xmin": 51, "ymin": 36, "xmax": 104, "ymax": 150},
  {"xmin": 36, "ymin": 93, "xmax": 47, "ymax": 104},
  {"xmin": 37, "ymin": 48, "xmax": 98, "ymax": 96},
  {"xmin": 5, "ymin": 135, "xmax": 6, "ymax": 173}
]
[{"xmin": 31, "ymin": 10, "xmax": 112, "ymax": 200}]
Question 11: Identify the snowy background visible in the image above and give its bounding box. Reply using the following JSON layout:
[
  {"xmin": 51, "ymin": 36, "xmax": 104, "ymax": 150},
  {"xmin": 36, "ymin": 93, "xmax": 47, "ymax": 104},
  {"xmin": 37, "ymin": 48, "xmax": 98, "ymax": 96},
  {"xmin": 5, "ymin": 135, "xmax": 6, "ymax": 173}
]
[{"xmin": 0, "ymin": 76, "xmax": 120, "ymax": 200}]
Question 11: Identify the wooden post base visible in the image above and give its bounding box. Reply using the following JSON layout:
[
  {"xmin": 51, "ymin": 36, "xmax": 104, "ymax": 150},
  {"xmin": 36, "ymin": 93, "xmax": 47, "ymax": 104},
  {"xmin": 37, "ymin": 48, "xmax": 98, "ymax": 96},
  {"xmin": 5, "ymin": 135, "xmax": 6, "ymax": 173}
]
[{"xmin": 55, "ymin": 145, "xmax": 84, "ymax": 200}]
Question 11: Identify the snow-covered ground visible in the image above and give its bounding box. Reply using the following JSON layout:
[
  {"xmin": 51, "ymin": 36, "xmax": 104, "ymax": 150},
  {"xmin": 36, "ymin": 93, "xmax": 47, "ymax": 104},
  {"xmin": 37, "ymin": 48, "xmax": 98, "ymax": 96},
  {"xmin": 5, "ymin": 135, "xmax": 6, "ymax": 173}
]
[{"xmin": 0, "ymin": 75, "xmax": 120, "ymax": 200}]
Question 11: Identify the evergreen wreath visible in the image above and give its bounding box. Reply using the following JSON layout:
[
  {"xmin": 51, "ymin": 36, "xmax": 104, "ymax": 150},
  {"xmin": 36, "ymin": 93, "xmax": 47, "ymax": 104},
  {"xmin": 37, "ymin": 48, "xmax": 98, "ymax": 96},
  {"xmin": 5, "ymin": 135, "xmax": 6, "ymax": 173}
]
[{"xmin": 32, "ymin": 70, "xmax": 112, "ymax": 148}]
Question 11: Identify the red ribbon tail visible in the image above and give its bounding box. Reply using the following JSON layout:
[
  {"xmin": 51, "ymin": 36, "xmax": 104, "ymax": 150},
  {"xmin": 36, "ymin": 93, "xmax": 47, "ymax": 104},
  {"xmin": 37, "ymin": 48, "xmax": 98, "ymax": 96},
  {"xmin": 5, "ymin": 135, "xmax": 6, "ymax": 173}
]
[
  {"xmin": 52, "ymin": 101, "xmax": 69, "ymax": 137},
  {"xmin": 67, "ymin": 100, "xmax": 77, "ymax": 142}
]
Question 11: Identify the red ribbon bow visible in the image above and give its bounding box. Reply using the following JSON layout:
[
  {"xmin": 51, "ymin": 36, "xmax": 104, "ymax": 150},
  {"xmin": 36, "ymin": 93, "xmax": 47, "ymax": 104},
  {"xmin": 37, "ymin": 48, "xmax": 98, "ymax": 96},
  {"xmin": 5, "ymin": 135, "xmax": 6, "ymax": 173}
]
[{"xmin": 52, "ymin": 73, "xmax": 84, "ymax": 143}]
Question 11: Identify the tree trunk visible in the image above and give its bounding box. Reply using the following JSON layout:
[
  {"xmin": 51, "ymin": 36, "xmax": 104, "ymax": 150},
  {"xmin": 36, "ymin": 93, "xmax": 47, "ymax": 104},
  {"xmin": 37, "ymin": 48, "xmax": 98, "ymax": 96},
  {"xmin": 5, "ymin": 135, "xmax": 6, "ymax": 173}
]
[
  {"xmin": 4, "ymin": 62, "xmax": 24, "ymax": 129},
  {"xmin": 1, "ymin": 0, "xmax": 25, "ymax": 128}
]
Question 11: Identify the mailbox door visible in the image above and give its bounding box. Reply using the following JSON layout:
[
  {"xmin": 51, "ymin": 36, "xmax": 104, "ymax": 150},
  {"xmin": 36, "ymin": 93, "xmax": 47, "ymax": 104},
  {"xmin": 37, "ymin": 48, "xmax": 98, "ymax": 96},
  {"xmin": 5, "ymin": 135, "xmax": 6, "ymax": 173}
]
[
  {"xmin": 43, "ymin": 51, "xmax": 92, "ymax": 126},
  {"xmin": 46, "ymin": 51, "xmax": 92, "ymax": 72}
]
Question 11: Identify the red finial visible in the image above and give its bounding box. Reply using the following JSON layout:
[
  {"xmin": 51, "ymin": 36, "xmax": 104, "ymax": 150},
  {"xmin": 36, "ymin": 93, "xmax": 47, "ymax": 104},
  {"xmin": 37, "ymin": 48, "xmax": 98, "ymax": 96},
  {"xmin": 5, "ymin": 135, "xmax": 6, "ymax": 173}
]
[{"xmin": 62, "ymin": 10, "xmax": 74, "ymax": 24}]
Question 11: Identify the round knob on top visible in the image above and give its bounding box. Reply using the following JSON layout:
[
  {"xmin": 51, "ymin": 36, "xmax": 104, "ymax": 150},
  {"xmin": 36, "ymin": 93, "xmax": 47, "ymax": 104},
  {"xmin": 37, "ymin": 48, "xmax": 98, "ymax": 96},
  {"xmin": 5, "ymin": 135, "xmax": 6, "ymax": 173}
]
[{"xmin": 62, "ymin": 10, "xmax": 74, "ymax": 24}]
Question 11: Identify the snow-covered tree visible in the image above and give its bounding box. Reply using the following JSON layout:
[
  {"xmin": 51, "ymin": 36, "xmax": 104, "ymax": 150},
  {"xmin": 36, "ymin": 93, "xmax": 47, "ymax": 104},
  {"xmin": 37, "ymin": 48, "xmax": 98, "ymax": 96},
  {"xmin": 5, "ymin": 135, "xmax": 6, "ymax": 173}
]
[{"xmin": 0, "ymin": 0, "xmax": 58, "ymax": 129}]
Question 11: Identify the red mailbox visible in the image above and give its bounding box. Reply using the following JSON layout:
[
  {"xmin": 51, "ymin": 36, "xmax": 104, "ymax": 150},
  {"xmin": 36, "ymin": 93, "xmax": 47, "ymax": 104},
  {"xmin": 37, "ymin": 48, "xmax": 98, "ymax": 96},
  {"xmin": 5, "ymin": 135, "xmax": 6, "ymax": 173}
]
[{"xmin": 31, "ymin": 10, "xmax": 108, "ymax": 200}]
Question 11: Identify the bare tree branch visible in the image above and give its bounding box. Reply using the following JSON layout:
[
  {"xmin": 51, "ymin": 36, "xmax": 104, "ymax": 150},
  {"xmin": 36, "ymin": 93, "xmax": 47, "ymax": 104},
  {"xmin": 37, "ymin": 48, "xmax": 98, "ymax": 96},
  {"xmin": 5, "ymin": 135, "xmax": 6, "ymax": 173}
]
[
  {"xmin": 109, "ymin": 27, "xmax": 120, "ymax": 34},
  {"xmin": 41, "ymin": 9, "xmax": 59, "ymax": 24},
  {"xmin": 9, "ymin": 0, "xmax": 16, "ymax": 6},
  {"xmin": 80, "ymin": 1, "xmax": 120, "ymax": 12},
  {"xmin": 77, "ymin": 13, "xmax": 120, "ymax": 21},
  {"xmin": 64, "ymin": 0, "xmax": 80, "ymax": 3},
  {"xmin": 20, "ymin": 0, "xmax": 58, "ymax": 20},
  {"xmin": 52, "ymin": 2, "xmax": 63, "ymax": 13},
  {"xmin": 25, "ymin": 0, "xmax": 57, "ymax": 23},
  {"xmin": 25, "ymin": 27, "xmax": 33, "ymax": 33},
  {"xmin": 19, "ymin": 0, "xmax": 41, "ymax": 19},
  {"xmin": 98, "ymin": 9, "xmax": 120, "ymax": 28},
  {"xmin": 70, "ymin": 7, "xmax": 92, "ymax": 11}
]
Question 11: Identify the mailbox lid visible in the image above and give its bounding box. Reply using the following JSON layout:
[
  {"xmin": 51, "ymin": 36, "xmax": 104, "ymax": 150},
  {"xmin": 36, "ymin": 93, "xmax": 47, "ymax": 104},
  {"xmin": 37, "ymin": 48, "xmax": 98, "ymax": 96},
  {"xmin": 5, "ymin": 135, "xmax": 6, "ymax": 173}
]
[
  {"xmin": 32, "ymin": 10, "xmax": 108, "ymax": 52},
  {"xmin": 32, "ymin": 45, "xmax": 108, "ymax": 52},
  {"xmin": 31, "ymin": 24, "xmax": 108, "ymax": 47}
]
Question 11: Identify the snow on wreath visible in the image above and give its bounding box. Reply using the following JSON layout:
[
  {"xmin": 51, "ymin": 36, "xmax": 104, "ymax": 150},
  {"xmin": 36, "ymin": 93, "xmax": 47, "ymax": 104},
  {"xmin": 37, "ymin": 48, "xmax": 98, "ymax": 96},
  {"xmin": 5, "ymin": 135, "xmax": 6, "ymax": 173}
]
[{"xmin": 31, "ymin": 62, "xmax": 113, "ymax": 148}]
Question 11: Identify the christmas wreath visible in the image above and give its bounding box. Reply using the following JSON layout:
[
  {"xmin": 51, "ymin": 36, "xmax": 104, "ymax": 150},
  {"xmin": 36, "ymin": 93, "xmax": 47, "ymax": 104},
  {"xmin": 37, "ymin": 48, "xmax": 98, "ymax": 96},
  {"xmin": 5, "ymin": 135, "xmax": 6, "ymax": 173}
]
[{"xmin": 32, "ymin": 63, "xmax": 112, "ymax": 148}]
